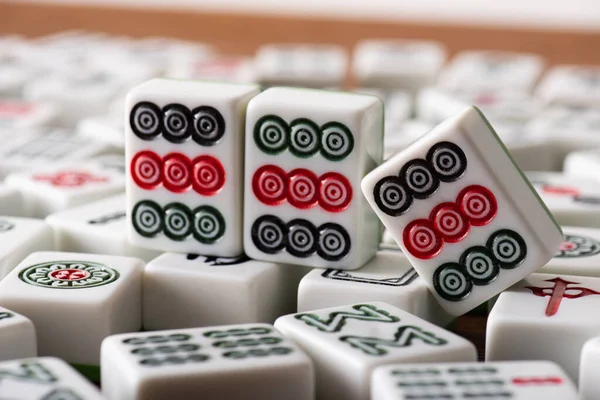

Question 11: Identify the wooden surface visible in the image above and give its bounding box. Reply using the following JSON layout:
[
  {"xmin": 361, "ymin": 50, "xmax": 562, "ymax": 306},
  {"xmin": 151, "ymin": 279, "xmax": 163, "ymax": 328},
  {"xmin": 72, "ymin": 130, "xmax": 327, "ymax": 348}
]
[{"xmin": 1, "ymin": 1, "xmax": 600, "ymax": 67}]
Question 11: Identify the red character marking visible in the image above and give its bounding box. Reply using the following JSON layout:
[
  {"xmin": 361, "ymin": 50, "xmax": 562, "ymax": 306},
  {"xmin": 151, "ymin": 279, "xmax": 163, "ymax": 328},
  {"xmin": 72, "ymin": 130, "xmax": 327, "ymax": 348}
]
[
  {"xmin": 50, "ymin": 269, "xmax": 90, "ymax": 281},
  {"xmin": 512, "ymin": 376, "xmax": 563, "ymax": 385},
  {"xmin": 34, "ymin": 172, "xmax": 108, "ymax": 187},
  {"xmin": 542, "ymin": 185, "xmax": 581, "ymax": 197},
  {"xmin": 0, "ymin": 102, "xmax": 34, "ymax": 116},
  {"xmin": 525, "ymin": 277, "xmax": 600, "ymax": 317}
]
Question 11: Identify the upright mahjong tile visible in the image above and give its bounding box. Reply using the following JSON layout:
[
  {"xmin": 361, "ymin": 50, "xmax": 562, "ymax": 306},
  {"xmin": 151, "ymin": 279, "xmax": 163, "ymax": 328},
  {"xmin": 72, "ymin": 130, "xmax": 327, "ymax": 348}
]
[
  {"xmin": 0, "ymin": 357, "xmax": 104, "ymax": 399},
  {"xmin": 101, "ymin": 323, "xmax": 313, "ymax": 400},
  {"xmin": 244, "ymin": 87, "xmax": 383, "ymax": 270},
  {"xmin": 125, "ymin": 78, "xmax": 260, "ymax": 256},
  {"xmin": 372, "ymin": 361, "xmax": 578, "ymax": 400},
  {"xmin": 275, "ymin": 302, "xmax": 476, "ymax": 400},
  {"xmin": 362, "ymin": 107, "xmax": 563, "ymax": 315}
]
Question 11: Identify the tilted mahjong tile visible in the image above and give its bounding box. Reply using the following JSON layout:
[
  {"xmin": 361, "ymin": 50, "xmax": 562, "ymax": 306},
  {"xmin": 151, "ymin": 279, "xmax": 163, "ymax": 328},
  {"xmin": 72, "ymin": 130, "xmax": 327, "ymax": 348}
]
[
  {"xmin": 126, "ymin": 78, "xmax": 260, "ymax": 256},
  {"xmin": 539, "ymin": 226, "xmax": 600, "ymax": 277},
  {"xmin": 254, "ymin": 44, "xmax": 347, "ymax": 88},
  {"xmin": 486, "ymin": 273, "xmax": 600, "ymax": 380},
  {"xmin": 274, "ymin": 302, "xmax": 476, "ymax": 400},
  {"xmin": 5, "ymin": 161, "xmax": 125, "ymax": 218},
  {"xmin": 101, "ymin": 323, "xmax": 314, "ymax": 400},
  {"xmin": 372, "ymin": 361, "xmax": 578, "ymax": 400},
  {"xmin": 352, "ymin": 39, "xmax": 446, "ymax": 93},
  {"xmin": 0, "ymin": 128, "xmax": 114, "ymax": 179},
  {"xmin": 362, "ymin": 107, "xmax": 563, "ymax": 316},
  {"xmin": 0, "ymin": 99, "xmax": 58, "ymax": 130},
  {"xmin": 0, "ymin": 305, "xmax": 36, "ymax": 361},
  {"xmin": 439, "ymin": 50, "xmax": 545, "ymax": 94},
  {"xmin": 244, "ymin": 87, "xmax": 383, "ymax": 270},
  {"xmin": 143, "ymin": 252, "xmax": 307, "ymax": 330},
  {"xmin": 537, "ymin": 65, "xmax": 600, "ymax": 107},
  {"xmin": 527, "ymin": 171, "xmax": 600, "ymax": 229},
  {"xmin": 0, "ymin": 357, "xmax": 104, "ymax": 399},
  {"xmin": 564, "ymin": 148, "xmax": 600, "ymax": 183},
  {"xmin": 0, "ymin": 251, "xmax": 143, "ymax": 365},
  {"xmin": 297, "ymin": 250, "xmax": 452, "ymax": 326},
  {"xmin": 45, "ymin": 194, "xmax": 160, "ymax": 262},
  {"xmin": 0, "ymin": 216, "xmax": 53, "ymax": 279}
]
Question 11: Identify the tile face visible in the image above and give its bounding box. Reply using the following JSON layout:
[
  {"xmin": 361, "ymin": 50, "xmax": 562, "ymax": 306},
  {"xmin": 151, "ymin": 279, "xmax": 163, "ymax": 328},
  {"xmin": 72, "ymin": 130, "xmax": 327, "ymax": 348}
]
[
  {"xmin": 244, "ymin": 87, "xmax": 383, "ymax": 270},
  {"xmin": 527, "ymin": 171, "xmax": 600, "ymax": 229},
  {"xmin": 254, "ymin": 44, "xmax": 347, "ymax": 88},
  {"xmin": 352, "ymin": 39, "xmax": 446, "ymax": 92},
  {"xmin": 0, "ymin": 357, "xmax": 104, "ymax": 399},
  {"xmin": 487, "ymin": 273, "xmax": 600, "ymax": 380},
  {"xmin": 439, "ymin": 50, "xmax": 545, "ymax": 94},
  {"xmin": 580, "ymin": 336, "xmax": 600, "ymax": 400},
  {"xmin": 0, "ymin": 99, "xmax": 58, "ymax": 130},
  {"xmin": 297, "ymin": 250, "xmax": 452, "ymax": 326},
  {"xmin": 0, "ymin": 305, "xmax": 36, "ymax": 362},
  {"xmin": 5, "ymin": 161, "xmax": 125, "ymax": 218},
  {"xmin": 143, "ymin": 252, "xmax": 306, "ymax": 330},
  {"xmin": 0, "ymin": 251, "xmax": 143, "ymax": 365},
  {"xmin": 537, "ymin": 65, "xmax": 600, "ymax": 107},
  {"xmin": 45, "ymin": 194, "xmax": 160, "ymax": 261},
  {"xmin": 125, "ymin": 78, "xmax": 260, "ymax": 256},
  {"xmin": 540, "ymin": 226, "xmax": 600, "ymax": 277},
  {"xmin": 101, "ymin": 323, "xmax": 314, "ymax": 400},
  {"xmin": 372, "ymin": 361, "xmax": 578, "ymax": 400},
  {"xmin": 275, "ymin": 302, "xmax": 476, "ymax": 400},
  {"xmin": 0, "ymin": 216, "xmax": 53, "ymax": 279},
  {"xmin": 362, "ymin": 107, "xmax": 563, "ymax": 316}
]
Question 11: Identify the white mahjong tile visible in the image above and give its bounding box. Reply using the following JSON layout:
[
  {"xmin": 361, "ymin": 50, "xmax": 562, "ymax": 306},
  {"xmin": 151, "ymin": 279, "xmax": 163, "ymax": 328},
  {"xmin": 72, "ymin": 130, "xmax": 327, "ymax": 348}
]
[
  {"xmin": 0, "ymin": 357, "xmax": 104, "ymax": 399},
  {"xmin": 527, "ymin": 171, "xmax": 600, "ymax": 229},
  {"xmin": 487, "ymin": 272, "xmax": 600, "ymax": 380},
  {"xmin": 352, "ymin": 39, "xmax": 446, "ymax": 92},
  {"xmin": 580, "ymin": 336, "xmax": 600, "ymax": 400},
  {"xmin": 275, "ymin": 302, "xmax": 476, "ymax": 400},
  {"xmin": 564, "ymin": 148, "xmax": 600, "ymax": 183},
  {"xmin": 0, "ymin": 306, "xmax": 36, "ymax": 361},
  {"xmin": 244, "ymin": 87, "xmax": 384, "ymax": 269},
  {"xmin": 125, "ymin": 78, "xmax": 260, "ymax": 256},
  {"xmin": 372, "ymin": 361, "xmax": 578, "ymax": 400},
  {"xmin": 297, "ymin": 250, "xmax": 452, "ymax": 326},
  {"xmin": 0, "ymin": 251, "xmax": 143, "ymax": 365},
  {"xmin": 101, "ymin": 323, "xmax": 313, "ymax": 400},
  {"xmin": 45, "ymin": 194, "xmax": 160, "ymax": 262},
  {"xmin": 77, "ymin": 114, "xmax": 125, "ymax": 150},
  {"xmin": 166, "ymin": 55, "xmax": 256, "ymax": 83},
  {"xmin": 362, "ymin": 107, "xmax": 563, "ymax": 316},
  {"xmin": 540, "ymin": 226, "xmax": 600, "ymax": 277},
  {"xmin": 537, "ymin": 65, "xmax": 600, "ymax": 107},
  {"xmin": 143, "ymin": 252, "xmax": 307, "ymax": 330},
  {"xmin": 0, "ymin": 99, "xmax": 58, "ymax": 130}
]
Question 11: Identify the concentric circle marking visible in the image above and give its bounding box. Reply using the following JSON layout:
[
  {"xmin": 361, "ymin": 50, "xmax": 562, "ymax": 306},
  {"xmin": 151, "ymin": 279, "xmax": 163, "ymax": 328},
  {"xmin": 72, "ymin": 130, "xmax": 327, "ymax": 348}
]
[
  {"xmin": 403, "ymin": 219, "xmax": 443, "ymax": 259},
  {"xmin": 191, "ymin": 106, "xmax": 225, "ymax": 146},
  {"xmin": 192, "ymin": 155, "xmax": 226, "ymax": 196},
  {"xmin": 433, "ymin": 263, "xmax": 472, "ymax": 302},
  {"xmin": 251, "ymin": 215, "xmax": 287, "ymax": 254},
  {"xmin": 460, "ymin": 245, "xmax": 499, "ymax": 285},
  {"xmin": 192, "ymin": 205, "xmax": 226, "ymax": 244},
  {"xmin": 317, "ymin": 223, "xmax": 351, "ymax": 261},
  {"xmin": 132, "ymin": 200, "xmax": 163, "ymax": 238},
  {"xmin": 163, "ymin": 202, "xmax": 193, "ymax": 241},
  {"xmin": 319, "ymin": 172, "xmax": 352, "ymax": 213},
  {"xmin": 487, "ymin": 229, "xmax": 527, "ymax": 269},
  {"xmin": 130, "ymin": 101, "xmax": 161, "ymax": 140},
  {"xmin": 288, "ymin": 168, "xmax": 319, "ymax": 209},
  {"xmin": 286, "ymin": 219, "xmax": 318, "ymax": 258},
  {"xmin": 289, "ymin": 118, "xmax": 320, "ymax": 158},
  {"xmin": 19, "ymin": 261, "xmax": 119, "ymax": 289},
  {"xmin": 556, "ymin": 234, "xmax": 600, "ymax": 258},
  {"xmin": 162, "ymin": 153, "xmax": 193, "ymax": 193},
  {"xmin": 252, "ymin": 165, "xmax": 288, "ymax": 206},
  {"xmin": 254, "ymin": 115, "xmax": 289, "ymax": 155},
  {"xmin": 400, "ymin": 159, "xmax": 439, "ymax": 199},
  {"xmin": 431, "ymin": 202, "xmax": 470, "ymax": 243},
  {"xmin": 458, "ymin": 185, "xmax": 498, "ymax": 226},
  {"xmin": 320, "ymin": 122, "xmax": 354, "ymax": 161},
  {"xmin": 162, "ymin": 104, "xmax": 192, "ymax": 143},
  {"xmin": 426, "ymin": 141, "xmax": 467, "ymax": 182},
  {"xmin": 373, "ymin": 176, "xmax": 412, "ymax": 216},
  {"xmin": 130, "ymin": 150, "xmax": 163, "ymax": 190}
]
